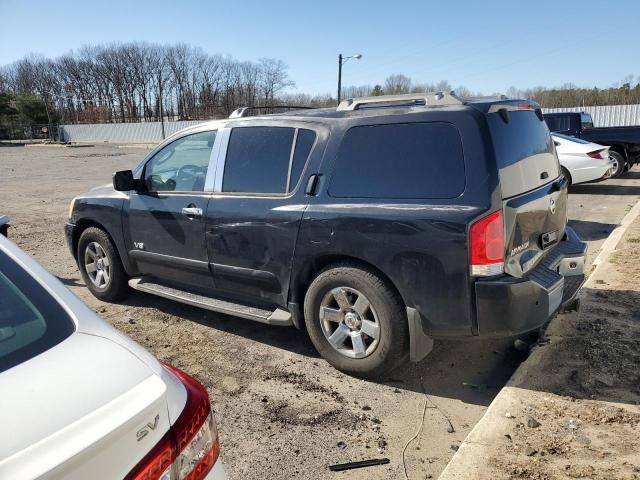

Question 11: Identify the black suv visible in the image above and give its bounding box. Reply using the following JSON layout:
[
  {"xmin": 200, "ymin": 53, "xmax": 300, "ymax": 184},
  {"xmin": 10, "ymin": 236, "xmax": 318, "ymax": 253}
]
[{"xmin": 66, "ymin": 93, "xmax": 587, "ymax": 377}]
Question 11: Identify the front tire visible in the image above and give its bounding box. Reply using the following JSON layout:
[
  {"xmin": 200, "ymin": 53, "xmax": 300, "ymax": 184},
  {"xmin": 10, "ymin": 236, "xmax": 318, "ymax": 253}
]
[
  {"xmin": 303, "ymin": 263, "xmax": 408, "ymax": 378},
  {"xmin": 77, "ymin": 227, "xmax": 129, "ymax": 301}
]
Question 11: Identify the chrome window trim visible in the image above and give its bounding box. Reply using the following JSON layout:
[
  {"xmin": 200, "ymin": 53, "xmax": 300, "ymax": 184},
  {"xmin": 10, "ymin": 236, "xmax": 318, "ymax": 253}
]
[
  {"xmin": 285, "ymin": 129, "xmax": 299, "ymax": 193},
  {"xmin": 211, "ymin": 127, "xmax": 232, "ymax": 193}
]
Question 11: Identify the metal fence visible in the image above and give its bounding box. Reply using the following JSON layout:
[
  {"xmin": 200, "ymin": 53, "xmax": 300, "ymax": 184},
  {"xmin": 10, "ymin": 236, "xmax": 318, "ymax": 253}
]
[
  {"xmin": 58, "ymin": 104, "xmax": 640, "ymax": 143},
  {"xmin": 59, "ymin": 120, "xmax": 206, "ymax": 143},
  {"xmin": 542, "ymin": 104, "xmax": 640, "ymax": 127}
]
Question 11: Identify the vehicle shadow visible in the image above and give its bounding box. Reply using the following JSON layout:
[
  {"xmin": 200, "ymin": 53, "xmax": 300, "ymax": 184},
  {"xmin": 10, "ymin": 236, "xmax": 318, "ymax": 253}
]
[
  {"xmin": 569, "ymin": 183, "xmax": 640, "ymax": 196},
  {"xmin": 568, "ymin": 220, "xmax": 617, "ymax": 241},
  {"xmin": 119, "ymin": 289, "xmax": 528, "ymax": 407},
  {"xmin": 55, "ymin": 275, "xmax": 84, "ymax": 287},
  {"xmin": 120, "ymin": 291, "xmax": 320, "ymax": 358}
]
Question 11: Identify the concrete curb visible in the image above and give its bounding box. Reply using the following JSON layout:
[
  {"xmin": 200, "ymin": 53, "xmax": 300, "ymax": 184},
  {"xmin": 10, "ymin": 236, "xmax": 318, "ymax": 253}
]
[
  {"xmin": 439, "ymin": 197, "xmax": 640, "ymax": 479},
  {"xmin": 117, "ymin": 144, "xmax": 155, "ymax": 149}
]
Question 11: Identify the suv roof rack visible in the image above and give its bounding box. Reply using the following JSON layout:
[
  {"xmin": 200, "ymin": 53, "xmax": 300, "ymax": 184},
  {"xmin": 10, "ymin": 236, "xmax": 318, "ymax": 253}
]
[
  {"xmin": 465, "ymin": 94, "xmax": 509, "ymax": 101},
  {"xmin": 229, "ymin": 105, "xmax": 313, "ymax": 119},
  {"xmin": 336, "ymin": 91, "xmax": 464, "ymax": 111}
]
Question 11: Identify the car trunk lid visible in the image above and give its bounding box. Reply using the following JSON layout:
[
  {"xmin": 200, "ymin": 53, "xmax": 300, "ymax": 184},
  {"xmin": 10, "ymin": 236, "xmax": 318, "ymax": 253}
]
[{"xmin": 0, "ymin": 333, "xmax": 172, "ymax": 480}]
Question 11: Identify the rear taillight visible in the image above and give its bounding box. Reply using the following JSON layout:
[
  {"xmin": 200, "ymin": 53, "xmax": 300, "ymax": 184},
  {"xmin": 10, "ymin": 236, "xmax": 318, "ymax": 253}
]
[
  {"xmin": 586, "ymin": 149, "xmax": 608, "ymax": 160},
  {"xmin": 470, "ymin": 210, "xmax": 504, "ymax": 276},
  {"xmin": 126, "ymin": 364, "xmax": 220, "ymax": 480}
]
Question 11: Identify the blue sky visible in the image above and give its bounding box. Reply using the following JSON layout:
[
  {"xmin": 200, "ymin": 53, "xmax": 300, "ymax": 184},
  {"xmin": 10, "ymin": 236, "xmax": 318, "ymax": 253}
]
[{"xmin": 1, "ymin": 0, "xmax": 638, "ymax": 95}]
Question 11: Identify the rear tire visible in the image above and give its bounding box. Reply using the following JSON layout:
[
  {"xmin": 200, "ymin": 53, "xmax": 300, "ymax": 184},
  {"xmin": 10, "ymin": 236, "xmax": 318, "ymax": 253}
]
[
  {"xmin": 303, "ymin": 263, "xmax": 408, "ymax": 378},
  {"xmin": 608, "ymin": 151, "xmax": 626, "ymax": 178},
  {"xmin": 77, "ymin": 227, "xmax": 129, "ymax": 301}
]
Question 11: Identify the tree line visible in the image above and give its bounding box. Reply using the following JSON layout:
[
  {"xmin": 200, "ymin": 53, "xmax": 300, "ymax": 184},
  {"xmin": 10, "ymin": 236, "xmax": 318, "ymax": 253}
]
[
  {"xmin": 1, "ymin": 42, "xmax": 639, "ymax": 139},
  {"xmin": 0, "ymin": 42, "xmax": 294, "ymax": 127}
]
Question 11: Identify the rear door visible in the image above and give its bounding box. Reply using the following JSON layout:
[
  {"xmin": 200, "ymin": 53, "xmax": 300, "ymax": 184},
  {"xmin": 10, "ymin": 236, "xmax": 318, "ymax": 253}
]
[
  {"xmin": 487, "ymin": 108, "xmax": 568, "ymax": 277},
  {"xmin": 125, "ymin": 129, "xmax": 218, "ymax": 292},
  {"xmin": 205, "ymin": 123, "xmax": 321, "ymax": 307}
]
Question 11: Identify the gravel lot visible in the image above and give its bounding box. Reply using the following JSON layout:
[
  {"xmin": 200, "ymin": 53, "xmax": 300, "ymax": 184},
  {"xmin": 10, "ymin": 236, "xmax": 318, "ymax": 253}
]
[{"xmin": 1, "ymin": 143, "xmax": 638, "ymax": 479}]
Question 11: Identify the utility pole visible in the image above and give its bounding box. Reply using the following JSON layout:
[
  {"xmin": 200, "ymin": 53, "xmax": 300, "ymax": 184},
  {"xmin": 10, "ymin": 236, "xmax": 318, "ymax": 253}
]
[
  {"xmin": 337, "ymin": 53, "xmax": 362, "ymax": 105},
  {"xmin": 39, "ymin": 91, "xmax": 53, "ymax": 141},
  {"xmin": 337, "ymin": 54, "xmax": 343, "ymax": 104},
  {"xmin": 159, "ymin": 70, "xmax": 166, "ymax": 140}
]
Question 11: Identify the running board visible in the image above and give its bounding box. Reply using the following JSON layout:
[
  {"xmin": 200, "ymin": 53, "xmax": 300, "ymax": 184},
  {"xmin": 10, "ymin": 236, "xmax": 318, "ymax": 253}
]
[{"xmin": 128, "ymin": 277, "xmax": 293, "ymax": 326}]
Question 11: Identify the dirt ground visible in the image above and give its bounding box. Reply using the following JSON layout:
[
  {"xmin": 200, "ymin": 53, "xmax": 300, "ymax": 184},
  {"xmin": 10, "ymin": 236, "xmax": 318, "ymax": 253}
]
[
  {"xmin": 480, "ymin": 213, "xmax": 640, "ymax": 479},
  {"xmin": 1, "ymin": 143, "xmax": 637, "ymax": 479}
]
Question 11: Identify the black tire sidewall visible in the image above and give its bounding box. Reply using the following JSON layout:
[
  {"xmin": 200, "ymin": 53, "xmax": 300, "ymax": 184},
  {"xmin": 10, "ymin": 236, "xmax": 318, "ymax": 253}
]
[
  {"xmin": 303, "ymin": 265, "xmax": 408, "ymax": 378},
  {"xmin": 77, "ymin": 227, "xmax": 128, "ymax": 301}
]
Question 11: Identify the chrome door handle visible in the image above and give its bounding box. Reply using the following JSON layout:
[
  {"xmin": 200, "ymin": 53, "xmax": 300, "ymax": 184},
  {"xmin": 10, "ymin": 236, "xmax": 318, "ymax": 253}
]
[{"xmin": 181, "ymin": 207, "xmax": 203, "ymax": 218}]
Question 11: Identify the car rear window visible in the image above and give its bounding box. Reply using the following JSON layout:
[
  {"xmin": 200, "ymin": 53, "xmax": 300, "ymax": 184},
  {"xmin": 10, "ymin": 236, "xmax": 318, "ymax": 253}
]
[
  {"xmin": 544, "ymin": 115, "xmax": 566, "ymax": 132},
  {"xmin": 488, "ymin": 110, "xmax": 559, "ymax": 198},
  {"xmin": 329, "ymin": 122, "xmax": 465, "ymax": 199},
  {"xmin": 0, "ymin": 250, "xmax": 75, "ymax": 373},
  {"xmin": 553, "ymin": 133, "xmax": 591, "ymax": 145}
]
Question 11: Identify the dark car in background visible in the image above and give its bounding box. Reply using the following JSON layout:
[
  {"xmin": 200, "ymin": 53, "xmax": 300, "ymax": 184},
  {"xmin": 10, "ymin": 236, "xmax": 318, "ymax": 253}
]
[
  {"xmin": 543, "ymin": 111, "xmax": 640, "ymax": 177},
  {"xmin": 65, "ymin": 93, "xmax": 587, "ymax": 378}
]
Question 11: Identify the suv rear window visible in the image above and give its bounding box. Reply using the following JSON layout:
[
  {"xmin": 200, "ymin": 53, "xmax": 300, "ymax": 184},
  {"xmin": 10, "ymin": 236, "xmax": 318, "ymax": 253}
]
[
  {"xmin": 329, "ymin": 122, "xmax": 465, "ymax": 199},
  {"xmin": 488, "ymin": 110, "xmax": 559, "ymax": 198},
  {"xmin": 0, "ymin": 250, "xmax": 75, "ymax": 373}
]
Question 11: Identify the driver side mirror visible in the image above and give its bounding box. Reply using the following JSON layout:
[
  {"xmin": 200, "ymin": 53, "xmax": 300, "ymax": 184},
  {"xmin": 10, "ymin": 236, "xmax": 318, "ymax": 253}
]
[{"xmin": 113, "ymin": 170, "xmax": 136, "ymax": 191}]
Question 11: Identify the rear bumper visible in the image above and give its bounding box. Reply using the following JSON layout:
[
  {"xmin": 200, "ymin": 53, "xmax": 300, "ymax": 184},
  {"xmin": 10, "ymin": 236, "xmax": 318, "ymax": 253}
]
[
  {"xmin": 571, "ymin": 161, "xmax": 614, "ymax": 184},
  {"xmin": 474, "ymin": 226, "xmax": 586, "ymax": 337}
]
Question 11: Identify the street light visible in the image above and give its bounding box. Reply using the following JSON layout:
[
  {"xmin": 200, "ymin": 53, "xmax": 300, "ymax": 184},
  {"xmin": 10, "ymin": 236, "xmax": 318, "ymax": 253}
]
[{"xmin": 337, "ymin": 53, "xmax": 363, "ymax": 104}]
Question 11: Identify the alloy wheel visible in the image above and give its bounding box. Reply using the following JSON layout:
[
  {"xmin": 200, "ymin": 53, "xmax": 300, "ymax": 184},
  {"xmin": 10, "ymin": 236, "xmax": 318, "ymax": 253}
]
[
  {"xmin": 319, "ymin": 287, "xmax": 380, "ymax": 359},
  {"xmin": 84, "ymin": 241, "xmax": 111, "ymax": 288}
]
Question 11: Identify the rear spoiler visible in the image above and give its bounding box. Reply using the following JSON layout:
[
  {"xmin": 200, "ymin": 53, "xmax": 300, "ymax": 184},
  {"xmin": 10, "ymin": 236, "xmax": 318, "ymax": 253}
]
[
  {"xmin": 0, "ymin": 215, "xmax": 9, "ymax": 237},
  {"xmin": 479, "ymin": 99, "xmax": 544, "ymax": 123}
]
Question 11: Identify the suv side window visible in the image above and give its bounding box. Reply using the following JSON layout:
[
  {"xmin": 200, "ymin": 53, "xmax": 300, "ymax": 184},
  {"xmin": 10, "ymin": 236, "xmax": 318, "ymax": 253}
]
[
  {"xmin": 144, "ymin": 130, "xmax": 216, "ymax": 192},
  {"xmin": 329, "ymin": 122, "xmax": 465, "ymax": 199},
  {"xmin": 289, "ymin": 128, "xmax": 316, "ymax": 191},
  {"xmin": 222, "ymin": 126, "xmax": 316, "ymax": 194}
]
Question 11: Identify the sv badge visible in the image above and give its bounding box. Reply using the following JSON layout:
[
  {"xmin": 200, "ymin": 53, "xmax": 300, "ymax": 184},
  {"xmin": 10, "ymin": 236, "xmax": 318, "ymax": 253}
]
[{"xmin": 136, "ymin": 414, "xmax": 160, "ymax": 441}]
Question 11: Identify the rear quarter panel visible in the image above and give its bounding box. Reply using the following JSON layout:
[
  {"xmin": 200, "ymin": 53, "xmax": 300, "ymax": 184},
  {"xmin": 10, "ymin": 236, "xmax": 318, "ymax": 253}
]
[{"xmin": 293, "ymin": 109, "xmax": 496, "ymax": 337}]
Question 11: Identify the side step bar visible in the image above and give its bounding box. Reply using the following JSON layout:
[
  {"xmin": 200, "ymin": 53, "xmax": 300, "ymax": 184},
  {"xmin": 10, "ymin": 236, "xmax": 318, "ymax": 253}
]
[{"xmin": 128, "ymin": 277, "xmax": 293, "ymax": 326}]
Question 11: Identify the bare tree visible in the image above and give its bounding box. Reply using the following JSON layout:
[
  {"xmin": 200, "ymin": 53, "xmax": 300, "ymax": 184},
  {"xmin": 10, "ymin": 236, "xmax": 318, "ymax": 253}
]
[
  {"xmin": 258, "ymin": 58, "xmax": 294, "ymax": 107},
  {"xmin": 384, "ymin": 74, "xmax": 411, "ymax": 94}
]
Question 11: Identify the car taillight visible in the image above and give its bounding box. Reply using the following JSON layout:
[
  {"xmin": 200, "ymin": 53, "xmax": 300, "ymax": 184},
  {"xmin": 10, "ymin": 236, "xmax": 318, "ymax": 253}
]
[
  {"xmin": 470, "ymin": 210, "xmax": 504, "ymax": 276},
  {"xmin": 586, "ymin": 149, "xmax": 608, "ymax": 160},
  {"xmin": 125, "ymin": 364, "xmax": 220, "ymax": 480}
]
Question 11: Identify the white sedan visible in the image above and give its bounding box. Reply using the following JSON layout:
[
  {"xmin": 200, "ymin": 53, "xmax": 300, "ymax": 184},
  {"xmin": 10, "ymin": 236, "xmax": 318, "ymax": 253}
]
[
  {"xmin": 0, "ymin": 220, "xmax": 226, "ymax": 480},
  {"xmin": 553, "ymin": 133, "xmax": 615, "ymax": 185}
]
